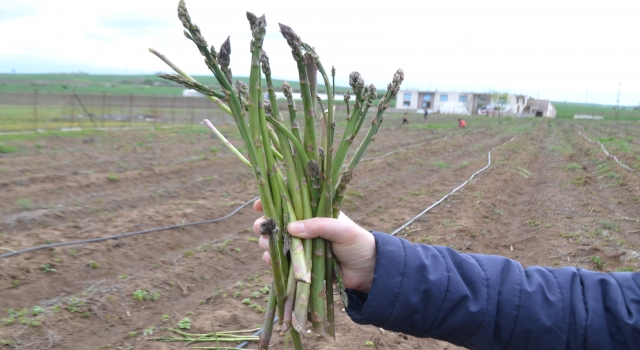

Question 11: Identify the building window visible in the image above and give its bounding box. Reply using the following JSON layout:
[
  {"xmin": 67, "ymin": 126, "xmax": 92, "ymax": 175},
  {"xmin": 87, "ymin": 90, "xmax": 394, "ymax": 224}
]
[
  {"xmin": 478, "ymin": 96, "xmax": 487, "ymax": 103},
  {"xmin": 423, "ymin": 94, "xmax": 431, "ymax": 101},
  {"xmin": 440, "ymin": 94, "xmax": 448, "ymax": 101},
  {"xmin": 498, "ymin": 97, "xmax": 507, "ymax": 104},
  {"xmin": 404, "ymin": 93, "xmax": 412, "ymax": 100},
  {"xmin": 403, "ymin": 101, "xmax": 410, "ymax": 107},
  {"xmin": 422, "ymin": 101, "xmax": 431, "ymax": 108},
  {"xmin": 459, "ymin": 95, "xmax": 467, "ymax": 102}
]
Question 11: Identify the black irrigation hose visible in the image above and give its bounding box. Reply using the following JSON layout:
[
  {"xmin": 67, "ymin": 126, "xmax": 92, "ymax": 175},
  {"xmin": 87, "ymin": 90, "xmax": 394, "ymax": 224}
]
[
  {"xmin": 0, "ymin": 196, "xmax": 260, "ymax": 259},
  {"xmin": 391, "ymin": 136, "xmax": 517, "ymax": 236}
]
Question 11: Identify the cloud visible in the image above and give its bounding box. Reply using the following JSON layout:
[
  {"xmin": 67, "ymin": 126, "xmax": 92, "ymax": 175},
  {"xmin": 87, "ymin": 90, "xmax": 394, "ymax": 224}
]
[
  {"xmin": 0, "ymin": 2, "xmax": 40, "ymax": 23},
  {"xmin": 99, "ymin": 13, "xmax": 170, "ymax": 35}
]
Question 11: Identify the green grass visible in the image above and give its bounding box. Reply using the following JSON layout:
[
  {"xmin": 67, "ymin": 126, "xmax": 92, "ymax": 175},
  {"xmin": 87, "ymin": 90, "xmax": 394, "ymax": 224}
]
[
  {"xmin": 0, "ymin": 73, "xmax": 353, "ymax": 97},
  {"xmin": 0, "ymin": 143, "xmax": 17, "ymax": 153},
  {"xmin": 566, "ymin": 162, "xmax": 581, "ymax": 171},
  {"xmin": 16, "ymin": 198, "xmax": 33, "ymax": 210},
  {"xmin": 0, "ymin": 129, "xmax": 107, "ymax": 142},
  {"xmin": 407, "ymin": 122, "xmax": 455, "ymax": 130},
  {"xmin": 553, "ymin": 101, "xmax": 640, "ymax": 120},
  {"xmin": 597, "ymin": 137, "xmax": 634, "ymax": 154},
  {"xmin": 430, "ymin": 161, "xmax": 449, "ymax": 169}
]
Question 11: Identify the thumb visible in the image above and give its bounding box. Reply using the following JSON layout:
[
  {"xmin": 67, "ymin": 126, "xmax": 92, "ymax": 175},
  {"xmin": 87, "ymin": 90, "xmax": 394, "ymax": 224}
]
[{"xmin": 287, "ymin": 217, "xmax": 364, "ymax": 245}]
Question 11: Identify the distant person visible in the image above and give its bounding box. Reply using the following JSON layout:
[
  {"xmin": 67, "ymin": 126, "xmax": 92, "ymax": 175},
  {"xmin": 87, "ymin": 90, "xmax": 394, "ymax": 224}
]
[
  {"xmin": 402, "ymin": 113, "xmax": 409, "ymax": 125},
  {"xmin": 458, "ymin": 118, "xmax": 466, "ymax": 128},
  {"xmin": 423, "ymin": 109, "xmax": 429, "ymax": 123}
]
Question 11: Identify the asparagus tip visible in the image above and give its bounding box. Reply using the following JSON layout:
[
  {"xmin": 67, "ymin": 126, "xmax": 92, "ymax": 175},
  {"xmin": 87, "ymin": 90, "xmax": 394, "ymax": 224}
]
[
  {"xmin": 308, "ymin": 160, "xmax": 320, "ymax": 178},
  {"xmin": 260, "ymin": 50, "xmax": 271, "ymax": 76},
  {"xmin": 349, "ymin": 72, "xmax": 365, "ymax": 96},
  {"xmin": 219, "ymin": 36, "xmax": 231, "ymax": 67}
]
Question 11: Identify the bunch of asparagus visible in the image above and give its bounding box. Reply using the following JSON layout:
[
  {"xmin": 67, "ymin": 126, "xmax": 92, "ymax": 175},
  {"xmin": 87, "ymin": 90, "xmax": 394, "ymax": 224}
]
[{"xmin": 151, "ymin": 1, "xmax": 403, "ymax": 349}]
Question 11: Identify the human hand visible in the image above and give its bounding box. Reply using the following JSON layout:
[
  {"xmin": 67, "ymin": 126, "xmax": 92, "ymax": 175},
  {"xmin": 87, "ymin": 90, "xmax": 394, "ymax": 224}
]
[{"xmin": 252, "ymin": 200, "xmax": 376, "ymax": 293}]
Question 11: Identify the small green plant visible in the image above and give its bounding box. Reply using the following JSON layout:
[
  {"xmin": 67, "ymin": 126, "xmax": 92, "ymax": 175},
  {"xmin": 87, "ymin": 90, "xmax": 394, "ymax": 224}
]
[
  {"xmin": 119, "ymin": 274, "xmax": 128, "ymax": 279},
  {"xmin": 0, "ymin": 143, "xmax": 17, "ymax": 154},
  {"xmin": 41, "ymin": 263, "xmax": 57, "ymax": 273},
  {"xmin": 419, "ymin": 235, "xmax": 435, "ymax": 244},
  {"xmin": 559, "ymin": 231, "xmax": 580, "ymax": 239},
  {"xmin": 132, "ymin": 290, "xmax": 148, "ymax": 301},
  {"xmin": 68, "ymin": 249, "xmax": 76, "ymax": 258},
  {"xmin": 11, "ymin": 279, "xmax": 19, "ymax": 288},
  {"xmin": 31, "ymin": 306, "xmax": 43, "ymax": 316},
  {"xmin": 526, "ymin": 220, "xmax": 541, "ymax": 227},
  {"xmin": 616, "ymin": 266, "xmax": 635, "ymax": 272},
  {"xmin": 242, "ymin": 298, "xmax": 251, "ymax": 305},
  {"xmin": 233, "ymin": 291, "xmax": 240, "ymax": 298},
  {"xmin": 430, "ymin": 161, "xmax": 449, "ymax": 169},
  {"xmin": 177, "ymin": 317, "xmax": 191, "ymax": 329},
  {"xmin": 143, "ymin": 326, "xmax": 155, "ymax": 336},
  {"xmin": 1, "ymin": 339, "xmax": 13, "ymax": 345},
  {"xmin": 248, "ymin": 237, "xmax": 259, "ymax": 243},
  {"xmin": 209, "ymin": 146, "xmax": 218, "ymax": 153},
  {"xmin": 590, "ymin": 255, "xmax": 604, "ymax": 270},
  {"xmin": 128, "ymin": 331, "xmax": 137, "ymax": 338},
  {"xmin": 106, "ymin": 174, "xmax": 119, "ymax": 182},
  {"xmin": 89, "ymin": 261, "xmax": 100, "ymax": 269},
  {"xmin": 16, "ymin": 198, "xmax": 33, "ymax": 210},
  {"xmin": 184, "ymin": 250, "xmax": 194, "ymax": 258},
  {"xmin": 599, "ymin": 220, "xmax": 619, "ymax": 231},
  {"xmin": 566, "ymin": 162, "xmax": 581, "ymax": 171},
  {"xmin": 132, "ymin": 289, "xmax": 159, "ymax": 301},
  {"xmin": 365, "ymin": 340, "xmax": 375, "ymax": 347},
  {"xmin": 65, "ymin": 297, "xmax": 85, "ymax": 313},
  {"xmin": 185, "ymin": 310, "xmax": 194, "ymax": 316},
  {"xmin": 162, "ymin": 314, "xmax": 170, "ymax": 321}
]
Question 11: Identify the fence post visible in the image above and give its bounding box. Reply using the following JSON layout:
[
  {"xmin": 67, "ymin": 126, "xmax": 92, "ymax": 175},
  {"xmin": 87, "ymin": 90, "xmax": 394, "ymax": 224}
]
[
  {"xmin": 190, "ymin": 96, "xmax": 195, "ymax": 125},
  {"xmin": 153, "ymin": 94, "xmax": 158, "ymax": 128},
  {"xmin": 101, "ymin": 92, "xmax": 106, "ymax": 128},
  {"xmin": 171, "ymin": 95, "xmax": 176, "ymax": 125},
  {"xmin": 71, "ymin": 91, "xmax": 76, "ymax": 127},
  {"xmin": 129, "ymin": 93, "xmax": 133, "ymax": 128},
  {"xmin": 33, "ymin": 89, "xmax": 38, "ymax": 131}
]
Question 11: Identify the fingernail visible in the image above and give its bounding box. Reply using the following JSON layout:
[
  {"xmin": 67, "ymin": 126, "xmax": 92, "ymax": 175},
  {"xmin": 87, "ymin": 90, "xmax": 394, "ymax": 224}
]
[{"xmin": 288, "ymin": 222, "xmax": 305, "ymax": 235}]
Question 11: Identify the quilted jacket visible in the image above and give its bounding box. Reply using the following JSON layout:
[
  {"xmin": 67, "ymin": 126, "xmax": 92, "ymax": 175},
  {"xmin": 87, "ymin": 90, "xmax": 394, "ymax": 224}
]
[{"xmin": 346, "ymin": 232, "xmax": 640, "ymax": 349}]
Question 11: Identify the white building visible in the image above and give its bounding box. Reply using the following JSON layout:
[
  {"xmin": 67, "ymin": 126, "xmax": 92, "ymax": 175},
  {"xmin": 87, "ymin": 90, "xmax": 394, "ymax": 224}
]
[{"xmin": 397, "ymin": 90, "xmax": 555, "ymax": 118}]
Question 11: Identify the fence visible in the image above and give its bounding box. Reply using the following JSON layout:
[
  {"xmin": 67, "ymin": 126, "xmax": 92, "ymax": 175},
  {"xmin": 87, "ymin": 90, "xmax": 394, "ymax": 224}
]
[
  {"xmin": 1, "ymin": 90, "xmax": 414, "ymax": 133},
  {"xmin": 0, "ymin": 91, "xmax": 237, "ymax": 132}
]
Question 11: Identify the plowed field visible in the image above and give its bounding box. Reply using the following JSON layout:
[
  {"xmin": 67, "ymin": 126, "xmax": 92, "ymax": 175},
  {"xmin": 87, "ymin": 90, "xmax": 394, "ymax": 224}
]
[{"xmin": 1, "ymin": 115, "xmax": 639, "ymax": 349}]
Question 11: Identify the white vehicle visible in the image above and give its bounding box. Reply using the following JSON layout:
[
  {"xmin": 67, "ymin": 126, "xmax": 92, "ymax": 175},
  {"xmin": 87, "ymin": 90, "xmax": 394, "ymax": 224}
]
[{"xmin": 478, "ymin": 104, "xmax": 510, "ymax": 115}]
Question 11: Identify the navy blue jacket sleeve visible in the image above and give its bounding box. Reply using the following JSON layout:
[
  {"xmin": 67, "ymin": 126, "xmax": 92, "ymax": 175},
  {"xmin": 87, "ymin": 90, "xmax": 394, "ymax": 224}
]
[{"xmin": 345, "ymin": 232, "xmax": 640, "ymax": 350}]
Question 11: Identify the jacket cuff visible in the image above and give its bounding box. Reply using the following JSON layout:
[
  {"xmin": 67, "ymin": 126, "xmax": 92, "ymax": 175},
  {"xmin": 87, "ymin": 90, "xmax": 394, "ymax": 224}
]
[{"xmin": 346, "ymin": 231, "xmax": 406, "ymax": 326}]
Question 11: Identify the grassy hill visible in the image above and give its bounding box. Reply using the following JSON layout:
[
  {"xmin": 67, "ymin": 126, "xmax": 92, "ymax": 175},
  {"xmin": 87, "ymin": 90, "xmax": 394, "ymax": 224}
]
[{"xmin": 0, "ymin": 73, "xmax": 354, "ymax": 97}]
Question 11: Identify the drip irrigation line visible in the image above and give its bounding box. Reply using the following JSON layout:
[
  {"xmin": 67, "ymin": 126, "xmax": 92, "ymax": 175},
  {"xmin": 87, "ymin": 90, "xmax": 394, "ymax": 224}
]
[
  {"xmin": 235, "ymin": 316, "xmax": 277, "ymax": 349},
  {"xmin": 0, "ymin": 196, "xmax": 260, "ymax": 259},
  {"xmin": 391, "ymin": 136, "xmax": 517, "ymax": 236},
  {"xmin": 576, "ymin": 130, "xmax": 636, "ymax": 173}
]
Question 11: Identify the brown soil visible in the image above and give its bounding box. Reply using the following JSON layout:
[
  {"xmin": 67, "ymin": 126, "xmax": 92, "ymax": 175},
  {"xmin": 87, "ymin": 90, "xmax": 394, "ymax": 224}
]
[{"xmin": 1, "ymin": 116, "xmax": 639, "ymax": 349}]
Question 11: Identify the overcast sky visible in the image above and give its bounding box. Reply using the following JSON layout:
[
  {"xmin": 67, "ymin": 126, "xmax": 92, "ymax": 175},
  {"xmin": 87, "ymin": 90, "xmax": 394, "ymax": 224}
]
[{"xmin": 1, "ymin": 0, "xmax": 639, "ymax": 105}]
